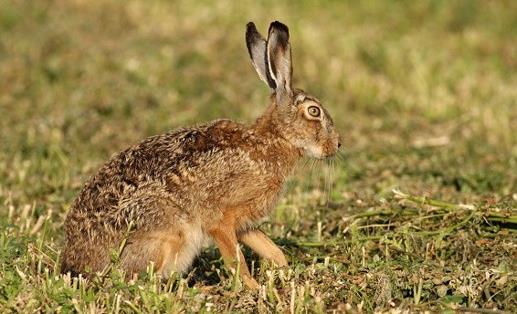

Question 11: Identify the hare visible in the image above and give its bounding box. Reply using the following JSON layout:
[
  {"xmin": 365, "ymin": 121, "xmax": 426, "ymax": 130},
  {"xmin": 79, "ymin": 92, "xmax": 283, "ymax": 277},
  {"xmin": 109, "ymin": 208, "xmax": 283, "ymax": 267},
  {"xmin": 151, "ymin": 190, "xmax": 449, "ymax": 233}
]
[{"xmin": 61, "ymin": 21, "xmax": 341, "ymax": 289}]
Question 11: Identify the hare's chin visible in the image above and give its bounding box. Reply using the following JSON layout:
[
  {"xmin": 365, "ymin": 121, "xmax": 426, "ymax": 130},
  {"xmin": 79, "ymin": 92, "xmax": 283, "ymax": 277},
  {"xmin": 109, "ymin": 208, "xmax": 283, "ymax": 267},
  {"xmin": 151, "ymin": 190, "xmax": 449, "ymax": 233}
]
[
  {"xmin": 302, "ymin": 144, "xmax": 340, "ymax": 159},
  {"xmin": 303, "ymin": 146, "xmax": 326, "ymax": 159}
]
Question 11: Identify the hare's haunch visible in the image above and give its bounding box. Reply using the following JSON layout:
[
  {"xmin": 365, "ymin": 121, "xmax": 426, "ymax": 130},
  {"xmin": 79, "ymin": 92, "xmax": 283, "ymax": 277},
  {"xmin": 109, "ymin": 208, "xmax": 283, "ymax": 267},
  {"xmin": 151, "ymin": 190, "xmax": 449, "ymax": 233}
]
[{"xmin": 61, "ymin": 21, "xmax": 341, "ymax": 289}]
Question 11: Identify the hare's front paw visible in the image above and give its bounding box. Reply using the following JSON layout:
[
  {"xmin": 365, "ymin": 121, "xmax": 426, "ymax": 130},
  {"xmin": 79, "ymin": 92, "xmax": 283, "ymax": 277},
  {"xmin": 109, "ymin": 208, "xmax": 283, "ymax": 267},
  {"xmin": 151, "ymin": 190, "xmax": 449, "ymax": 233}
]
[
  {"xmin": 243, "ymin": 275, "xmax": 260, "ymax": 290},
  {"xmin": 271, "ymin": 251, "xmax": 288, "ymax": 267}
]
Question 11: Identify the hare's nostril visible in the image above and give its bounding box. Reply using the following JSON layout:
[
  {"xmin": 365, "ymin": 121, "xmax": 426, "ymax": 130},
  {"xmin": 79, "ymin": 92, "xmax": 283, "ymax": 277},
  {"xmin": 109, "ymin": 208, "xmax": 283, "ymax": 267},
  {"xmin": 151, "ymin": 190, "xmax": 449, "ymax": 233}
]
[{"xmin": 337, "ymin": 141, "xmax": 342, "ymax": 148}]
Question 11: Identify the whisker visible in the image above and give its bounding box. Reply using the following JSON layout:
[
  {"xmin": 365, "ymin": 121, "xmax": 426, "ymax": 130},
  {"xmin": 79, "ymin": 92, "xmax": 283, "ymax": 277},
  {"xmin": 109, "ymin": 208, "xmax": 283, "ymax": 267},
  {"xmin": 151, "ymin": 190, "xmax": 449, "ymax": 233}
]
[
  {"xmin": 328, "ymin": 159, "xmax": 333, "ymax": 205},
  {"xmin": 298, "ymin": 158, "xmax": 309, "ymax": 175},
  {"xmin": 332, "ymin": 157, "xmax": 340, "ymax": 204},
  {"xmin": 297, "ymin": 156, "xmax": 340, "ymax": 208},
  {"xmin": 311, "ymin": 159, "xmax": 321, "ymax": 198},
  {"xmin": 324, "ymin": 163, "xmax": 328, "ymax": 206},
  {"xmin": 302, "ymin": 157, "xmax": 312, "ymax": 194},
  {"xmin": 298, "ymin": 157, "xmax": 313, "ymax": 196},
  {"xmin": 309, "ymin": 158, "xmax": 317, "ymax": 195},
  {"xmin": 328, "ymin": 159, "xmax": 331, "ymax": 194},
  {"xmin": 323, "ymin": 159, "xmax": 331, "ymax": 206},
  {"xmin": 336, "ymin": 151, "xmax": 346, "ymax": 162}
]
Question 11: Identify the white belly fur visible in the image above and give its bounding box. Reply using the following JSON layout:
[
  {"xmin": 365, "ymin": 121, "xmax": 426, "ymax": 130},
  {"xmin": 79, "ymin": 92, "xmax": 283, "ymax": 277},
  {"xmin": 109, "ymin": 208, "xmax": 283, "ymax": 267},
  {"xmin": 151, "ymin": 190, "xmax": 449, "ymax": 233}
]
[{"xmin": 160, "ymin": 223, "xmax": 210, "ymax": 277}]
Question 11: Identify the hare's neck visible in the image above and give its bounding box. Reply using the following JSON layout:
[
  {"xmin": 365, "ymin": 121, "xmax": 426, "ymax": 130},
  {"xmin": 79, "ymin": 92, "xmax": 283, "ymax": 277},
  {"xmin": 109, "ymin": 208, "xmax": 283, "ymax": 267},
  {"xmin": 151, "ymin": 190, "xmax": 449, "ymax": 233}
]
[
  {"xmin": 251, "ymin": 105, "xmax": 302, "ymax": 176},
  {"xmin": 252, "ymin": 102, "xmax": 288, "ymax": 138}
]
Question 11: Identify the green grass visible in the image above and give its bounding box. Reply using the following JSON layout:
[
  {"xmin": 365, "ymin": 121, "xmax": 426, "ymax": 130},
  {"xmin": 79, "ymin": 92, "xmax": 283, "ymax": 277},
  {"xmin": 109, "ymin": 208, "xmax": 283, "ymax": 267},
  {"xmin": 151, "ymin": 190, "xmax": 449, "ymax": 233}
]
[{"xmin": 1, "ymin": 0, "xmax": 516, "ymax": 312}]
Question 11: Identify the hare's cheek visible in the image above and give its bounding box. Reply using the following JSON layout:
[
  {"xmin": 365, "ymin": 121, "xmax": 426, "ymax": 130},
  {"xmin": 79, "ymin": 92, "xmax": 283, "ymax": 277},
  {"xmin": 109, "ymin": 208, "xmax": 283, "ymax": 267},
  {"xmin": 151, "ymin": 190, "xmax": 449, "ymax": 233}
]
[{"xmin": 304, "ymin": 144, "xmax": 325, "ymax": 159}]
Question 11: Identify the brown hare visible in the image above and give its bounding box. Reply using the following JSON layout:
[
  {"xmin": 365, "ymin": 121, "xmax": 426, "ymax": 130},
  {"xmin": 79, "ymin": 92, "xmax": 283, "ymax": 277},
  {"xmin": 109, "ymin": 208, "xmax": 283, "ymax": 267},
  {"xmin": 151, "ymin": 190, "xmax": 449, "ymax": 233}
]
[{"xmin": 61, "ymin": 21, "xmax": 341, "ymax": 289}]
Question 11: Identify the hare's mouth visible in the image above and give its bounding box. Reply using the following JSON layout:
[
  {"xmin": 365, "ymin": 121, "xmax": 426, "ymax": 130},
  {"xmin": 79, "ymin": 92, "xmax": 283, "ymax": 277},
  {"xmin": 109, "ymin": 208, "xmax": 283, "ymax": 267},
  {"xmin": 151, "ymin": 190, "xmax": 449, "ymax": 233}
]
[
  {"xmin": 303, "ymin": 144, "xmax": 333, "ymax": 159},
  {"xmin": 303, "ymin": 141, "xmax": 341, "ymax": 159}
]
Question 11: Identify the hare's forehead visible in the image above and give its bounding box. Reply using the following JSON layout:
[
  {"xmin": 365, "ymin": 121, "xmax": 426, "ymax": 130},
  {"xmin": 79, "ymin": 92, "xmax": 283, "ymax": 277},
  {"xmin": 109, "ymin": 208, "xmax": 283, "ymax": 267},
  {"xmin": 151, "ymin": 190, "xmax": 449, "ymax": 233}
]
[{"xmin": 294, "ymin": 92, "xmax": 320, "ymax": 106}]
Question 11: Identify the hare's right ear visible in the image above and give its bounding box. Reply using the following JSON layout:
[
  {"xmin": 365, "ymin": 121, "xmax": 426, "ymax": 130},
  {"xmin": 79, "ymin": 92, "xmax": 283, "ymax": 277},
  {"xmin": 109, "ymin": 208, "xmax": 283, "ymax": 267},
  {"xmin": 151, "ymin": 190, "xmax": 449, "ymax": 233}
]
[
  {"xmin": 246, "ymin": 22, "xmax": 276, "ymax": 89},
  {"xmin": 266, "ymin": 21, "xmax": 293, "ymax": 104}
]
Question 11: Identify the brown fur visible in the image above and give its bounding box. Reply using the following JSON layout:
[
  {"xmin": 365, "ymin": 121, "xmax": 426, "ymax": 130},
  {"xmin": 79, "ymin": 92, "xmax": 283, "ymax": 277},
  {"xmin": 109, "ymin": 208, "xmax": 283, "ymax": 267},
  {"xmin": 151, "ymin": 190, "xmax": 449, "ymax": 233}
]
[{"xmin": 61, "ymin": 21, "xmax": 340, "ymax": 288}]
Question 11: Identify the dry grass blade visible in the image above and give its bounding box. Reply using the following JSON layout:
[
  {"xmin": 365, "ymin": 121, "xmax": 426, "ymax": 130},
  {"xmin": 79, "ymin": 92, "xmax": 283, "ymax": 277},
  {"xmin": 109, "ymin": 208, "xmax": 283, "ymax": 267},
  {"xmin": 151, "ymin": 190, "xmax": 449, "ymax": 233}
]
[{"xmin": 393, "ymin": 189, "xmax": 517, "ymax": 228}]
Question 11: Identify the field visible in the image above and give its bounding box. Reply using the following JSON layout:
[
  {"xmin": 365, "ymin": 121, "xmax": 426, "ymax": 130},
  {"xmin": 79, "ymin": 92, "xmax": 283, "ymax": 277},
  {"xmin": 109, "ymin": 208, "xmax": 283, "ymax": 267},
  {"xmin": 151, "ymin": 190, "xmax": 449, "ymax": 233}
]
[{"xmin": 1, "ymin": 0, "xmax": 516, "ymax": 312}]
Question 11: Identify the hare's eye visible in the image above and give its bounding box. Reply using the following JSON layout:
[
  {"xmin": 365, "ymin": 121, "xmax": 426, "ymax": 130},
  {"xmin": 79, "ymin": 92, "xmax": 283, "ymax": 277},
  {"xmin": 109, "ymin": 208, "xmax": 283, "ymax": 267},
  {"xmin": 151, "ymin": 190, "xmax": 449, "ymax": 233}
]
[{"xmin": 307, "ymin": 106, "xmax": 321, "ymax": 118}]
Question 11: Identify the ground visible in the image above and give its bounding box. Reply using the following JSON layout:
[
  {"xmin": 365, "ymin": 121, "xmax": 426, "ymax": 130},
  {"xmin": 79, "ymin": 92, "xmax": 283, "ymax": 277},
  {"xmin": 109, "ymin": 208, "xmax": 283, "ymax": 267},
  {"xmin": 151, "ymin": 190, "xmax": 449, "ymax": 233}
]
[{"xmin": 0, "ymin": 0, "xmax": 516, "ymax": 312}]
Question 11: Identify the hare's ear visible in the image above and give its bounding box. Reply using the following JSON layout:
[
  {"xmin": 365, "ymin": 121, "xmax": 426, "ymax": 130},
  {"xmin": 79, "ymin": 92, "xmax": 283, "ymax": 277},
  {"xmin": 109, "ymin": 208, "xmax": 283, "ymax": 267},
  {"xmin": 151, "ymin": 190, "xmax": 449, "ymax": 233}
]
[
  {"xmin": 266, "ymin": 21, "xmax": 293, "ymax": 103},
  {"xmin": 246, "ymin": 22, "xmax": 276, "ymax": 89}
]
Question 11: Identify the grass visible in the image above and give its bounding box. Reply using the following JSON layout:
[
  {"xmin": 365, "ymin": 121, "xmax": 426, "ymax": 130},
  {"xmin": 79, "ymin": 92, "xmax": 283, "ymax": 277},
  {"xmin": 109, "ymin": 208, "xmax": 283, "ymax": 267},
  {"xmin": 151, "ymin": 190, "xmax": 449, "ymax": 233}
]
[{"xmin": 1, "ymin": 0, "xmax": 516, "ymax": 312}]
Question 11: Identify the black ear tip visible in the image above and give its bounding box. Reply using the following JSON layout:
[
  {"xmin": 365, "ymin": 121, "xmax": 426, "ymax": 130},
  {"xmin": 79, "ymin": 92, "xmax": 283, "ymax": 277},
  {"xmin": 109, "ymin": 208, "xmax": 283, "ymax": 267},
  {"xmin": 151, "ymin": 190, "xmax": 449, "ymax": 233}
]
[
  {"xmin": 245, "ymin": 22, "xmax": 261, "ymax": 47},
  {"xmin": 271, "ymin": 21, "xmax": 287, "ymax": 27},
  {"xmin": 246, "ymin": 22, "xmax": 260, "ymax": 39},
  {"xmin": 269, "ymin": 21, "xmax": 289, "ymax": 35},
  {"xmin": 246, "ymin": 22, "xmax": 257, "ymax": 32}
]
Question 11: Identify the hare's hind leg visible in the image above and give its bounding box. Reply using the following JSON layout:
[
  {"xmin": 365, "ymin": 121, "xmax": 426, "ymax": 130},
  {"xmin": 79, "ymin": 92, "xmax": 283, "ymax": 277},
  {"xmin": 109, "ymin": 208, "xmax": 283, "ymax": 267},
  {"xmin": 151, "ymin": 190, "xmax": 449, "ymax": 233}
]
[
  {"xmin": 120, "ymin": 223, "xmax": 207, "ymax": 278},
  {"xmin": 155, "ymin": 223, "xmax": 207, "ymax": 277},
  {"xmin": 117, "ymin": 186, "xmax": 202, "ymax": 278},
  {"xmin": 120, "ymin": 229, "xmax": 185, "ymax": 278}
]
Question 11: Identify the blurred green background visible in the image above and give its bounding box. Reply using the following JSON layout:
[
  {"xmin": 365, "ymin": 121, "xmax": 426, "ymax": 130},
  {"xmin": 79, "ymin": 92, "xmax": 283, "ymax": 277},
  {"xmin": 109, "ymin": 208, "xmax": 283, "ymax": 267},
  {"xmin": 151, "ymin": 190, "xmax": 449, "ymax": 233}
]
[
  {"xmin": 0, "ymin": 0, "xmax": 516, "ymax": 312},
  {"xmin": 1, "ymin": 0, "xmax": 516, "ymax": 204}
]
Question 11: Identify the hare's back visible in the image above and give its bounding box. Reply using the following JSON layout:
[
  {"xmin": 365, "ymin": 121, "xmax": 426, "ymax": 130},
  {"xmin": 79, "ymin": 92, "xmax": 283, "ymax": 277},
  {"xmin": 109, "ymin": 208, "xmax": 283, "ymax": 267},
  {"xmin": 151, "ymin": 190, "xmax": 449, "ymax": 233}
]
[{"xmin": 66, "ymin": 120, "xmax": 251, "ymax": 228}]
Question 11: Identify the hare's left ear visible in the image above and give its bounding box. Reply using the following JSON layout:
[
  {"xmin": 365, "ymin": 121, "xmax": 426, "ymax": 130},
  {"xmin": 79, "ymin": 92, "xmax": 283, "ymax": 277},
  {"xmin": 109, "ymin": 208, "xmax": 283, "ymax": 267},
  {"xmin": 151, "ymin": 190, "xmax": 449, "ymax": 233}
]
[
  {"xmin": 246, "ymin": 22, "xmax": 276, "ymax": 89},
  {"xmin": 266, "ymin": 21, "xmax": 293, "ymax": 104}
]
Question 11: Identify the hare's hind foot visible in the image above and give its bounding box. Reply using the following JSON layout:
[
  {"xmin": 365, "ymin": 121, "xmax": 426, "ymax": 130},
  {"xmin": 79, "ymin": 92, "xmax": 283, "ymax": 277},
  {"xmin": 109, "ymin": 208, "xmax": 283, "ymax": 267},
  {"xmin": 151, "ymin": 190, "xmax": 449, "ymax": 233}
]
[{"xmin": 121, "ymin": 224, "xmax": 208, "ymax": 278}]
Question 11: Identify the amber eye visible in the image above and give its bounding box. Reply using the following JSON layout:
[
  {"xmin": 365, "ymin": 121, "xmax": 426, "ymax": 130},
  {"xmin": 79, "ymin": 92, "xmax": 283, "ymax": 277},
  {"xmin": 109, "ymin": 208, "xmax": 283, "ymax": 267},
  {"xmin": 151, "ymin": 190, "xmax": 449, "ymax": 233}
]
[{"xmin": 307, "ymin": 106, "xmax": 321, "ymax": 118}]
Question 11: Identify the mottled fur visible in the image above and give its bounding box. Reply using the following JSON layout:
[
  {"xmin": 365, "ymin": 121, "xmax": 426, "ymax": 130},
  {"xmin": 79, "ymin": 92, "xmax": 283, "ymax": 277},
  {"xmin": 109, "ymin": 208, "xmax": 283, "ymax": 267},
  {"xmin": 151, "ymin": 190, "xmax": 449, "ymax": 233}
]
[{"xmin": 61, "ymin": 21, "xmax": 340, "ymax": 289}]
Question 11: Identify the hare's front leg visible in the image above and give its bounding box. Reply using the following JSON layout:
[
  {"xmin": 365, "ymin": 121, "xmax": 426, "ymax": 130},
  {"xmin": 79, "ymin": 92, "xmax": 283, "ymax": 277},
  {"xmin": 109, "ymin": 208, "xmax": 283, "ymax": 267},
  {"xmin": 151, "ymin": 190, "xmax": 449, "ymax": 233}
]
[
  {"xmin": 208, "ymin": 228, "xmax": 260, "ymax": 289},
  {"xmin": 239, "ymin": 229, "xmax": 288, "ymax": 267}
]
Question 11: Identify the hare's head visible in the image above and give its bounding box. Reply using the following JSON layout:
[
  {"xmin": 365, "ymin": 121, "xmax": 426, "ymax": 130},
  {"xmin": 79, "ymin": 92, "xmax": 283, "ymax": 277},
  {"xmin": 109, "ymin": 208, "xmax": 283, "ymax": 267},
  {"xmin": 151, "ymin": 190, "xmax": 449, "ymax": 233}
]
[{"xmin": 246, "ymin": 21, "xmax": 341, "ymax": 159}]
